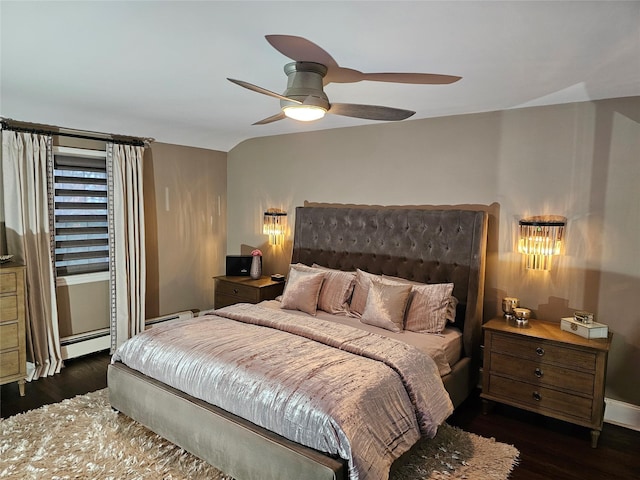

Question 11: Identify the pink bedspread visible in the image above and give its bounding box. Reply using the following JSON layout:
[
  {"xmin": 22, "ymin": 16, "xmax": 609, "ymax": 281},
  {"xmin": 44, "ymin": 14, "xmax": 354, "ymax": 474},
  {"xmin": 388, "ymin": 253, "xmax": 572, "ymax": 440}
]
[{"xmin": 112, "ymin": 303, "xmax": 453, "ymax": 480}]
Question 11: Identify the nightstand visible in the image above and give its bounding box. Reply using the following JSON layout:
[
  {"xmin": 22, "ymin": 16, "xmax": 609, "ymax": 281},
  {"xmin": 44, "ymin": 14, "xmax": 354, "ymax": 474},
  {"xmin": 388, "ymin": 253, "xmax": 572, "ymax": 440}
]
[
  {"xmin": 214, "ymin": 276, "xmax": 285, "ymax": 309},
  {"xmin": 481, "ymin": 317, "xmax": 612, "ymax": 447}
]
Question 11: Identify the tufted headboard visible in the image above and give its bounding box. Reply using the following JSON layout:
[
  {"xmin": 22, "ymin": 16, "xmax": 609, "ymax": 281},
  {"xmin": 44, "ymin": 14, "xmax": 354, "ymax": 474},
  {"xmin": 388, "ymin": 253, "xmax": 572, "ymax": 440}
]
[{"xmin": 291, "ymin": 206, "xmax": 488, "ymax": 361}]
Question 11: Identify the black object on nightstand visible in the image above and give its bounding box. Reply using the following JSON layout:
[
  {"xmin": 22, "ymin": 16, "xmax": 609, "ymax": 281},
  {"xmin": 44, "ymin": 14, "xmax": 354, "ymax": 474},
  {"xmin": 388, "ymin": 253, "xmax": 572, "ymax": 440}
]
[{"xmin": 214, "ymin": 275, "xmax": 285, "ymax": 309}]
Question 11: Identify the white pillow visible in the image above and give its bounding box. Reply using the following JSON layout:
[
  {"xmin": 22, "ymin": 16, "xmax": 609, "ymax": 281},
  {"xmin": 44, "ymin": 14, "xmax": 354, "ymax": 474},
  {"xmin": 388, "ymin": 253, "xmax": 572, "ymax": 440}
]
[
  {"xmin": 360, "ymin": 281, "xmax": 412, "ymax": 333},
  {"xmin": 280, "ymin": 267, "xmax": 325, "ymax": 316}
]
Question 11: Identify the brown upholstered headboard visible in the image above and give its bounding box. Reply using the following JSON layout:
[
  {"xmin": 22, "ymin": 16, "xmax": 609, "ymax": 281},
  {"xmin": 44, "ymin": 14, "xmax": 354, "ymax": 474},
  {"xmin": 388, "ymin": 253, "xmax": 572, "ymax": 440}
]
[{"xmin": 291, "ymin": 206, "xmax": 488, "ymax": 360}]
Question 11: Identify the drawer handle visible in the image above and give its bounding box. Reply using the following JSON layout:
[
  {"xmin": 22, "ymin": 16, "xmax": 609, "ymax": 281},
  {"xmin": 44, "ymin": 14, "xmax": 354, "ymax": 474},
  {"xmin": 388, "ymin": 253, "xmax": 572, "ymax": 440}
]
[
  {"xmin": 233, "ymin": 288, "xmax": 239, "ymax": 294},
  {"xmin": 534, "ymin": 368, "xmax": 544, "ymax": 378},
  {"xmin": 532, "ymin": 391, "xmax": 542, "ymax": 401},
  {"xmin": 536, "ymin": 347, "xmax": 545, "ymax": 356}
]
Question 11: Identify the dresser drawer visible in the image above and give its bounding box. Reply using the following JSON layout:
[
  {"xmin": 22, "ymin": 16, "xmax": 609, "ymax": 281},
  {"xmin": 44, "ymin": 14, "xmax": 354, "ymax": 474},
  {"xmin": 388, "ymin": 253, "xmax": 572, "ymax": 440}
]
[
  {"xmin": 0, "ymin": 271, "xmax": 17, "ymax": 294},
  {"xmin": 216, "ymin": 280, "xmax": 261, "ymax": 302},
  {"xmin": 492, "ymin": 333, "xmax": 597, "ymax": 371},
  {"xmin": 488, "ymin": 375, "xmax": 593, "ymax": 421},
  {"xmin": 1, "ymin": 294, "xmax": 18, "ymax": 322},
  {"xmin": 0, "ymin": 350, "xmax": 20, "ymax": 377},
  {"xmin": 490, "ymin": 351, "xmax": 595, "ymax": 395},
  {"xmin": 0, "ymin": 322, "xmax": 19, "ymax": 350}
]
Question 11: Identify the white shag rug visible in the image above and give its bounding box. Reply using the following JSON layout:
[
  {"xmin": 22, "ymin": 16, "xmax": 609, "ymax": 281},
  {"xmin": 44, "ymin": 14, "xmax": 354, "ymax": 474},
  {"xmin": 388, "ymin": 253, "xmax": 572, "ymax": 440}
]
[{"xmin": 1, "ymin": 389, "xmax": 518, "ymax": 479}]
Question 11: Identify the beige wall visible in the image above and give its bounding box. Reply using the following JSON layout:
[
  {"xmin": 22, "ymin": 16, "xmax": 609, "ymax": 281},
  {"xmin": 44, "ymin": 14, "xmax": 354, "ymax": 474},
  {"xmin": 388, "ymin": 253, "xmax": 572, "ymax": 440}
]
[
  {"xmin": 227, "ymin": 97, "xmax": 640, "ymax": 405},
  {"xmin": 144, "ymin": 142, "xmax": 227, "ymax": 318}
]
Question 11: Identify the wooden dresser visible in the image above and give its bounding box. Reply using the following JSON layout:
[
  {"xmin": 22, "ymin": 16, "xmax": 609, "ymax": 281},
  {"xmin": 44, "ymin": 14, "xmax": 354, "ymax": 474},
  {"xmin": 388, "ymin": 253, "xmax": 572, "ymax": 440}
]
[
  {"xmin": 214, "ymin": 276, "xmax": 285, "ymax": 309},
  {"xmin": 481, "ymin": 317, "xmax": 612, "ymax": 447},
  {"xmin": 1, "ymin": 262, "xmax": 27, "ymax": 396}
]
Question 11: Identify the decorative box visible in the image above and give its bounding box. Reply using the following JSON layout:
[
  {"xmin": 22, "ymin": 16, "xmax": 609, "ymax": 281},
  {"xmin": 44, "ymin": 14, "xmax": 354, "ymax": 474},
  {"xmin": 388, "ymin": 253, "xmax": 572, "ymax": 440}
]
[{"xmin": 561, "ymin": 317, "xmax": 608, "ymax": 339}]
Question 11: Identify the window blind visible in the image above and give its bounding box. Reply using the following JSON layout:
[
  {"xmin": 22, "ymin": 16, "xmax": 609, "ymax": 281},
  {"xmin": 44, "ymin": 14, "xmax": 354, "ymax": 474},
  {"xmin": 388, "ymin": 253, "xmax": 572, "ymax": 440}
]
[{"xmin": 54, "ymin": 154, "xmax": 109, "ymax": 276}]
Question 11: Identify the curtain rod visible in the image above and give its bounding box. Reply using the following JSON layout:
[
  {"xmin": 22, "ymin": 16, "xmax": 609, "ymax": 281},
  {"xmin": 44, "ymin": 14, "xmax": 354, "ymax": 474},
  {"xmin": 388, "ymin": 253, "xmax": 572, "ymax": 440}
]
[{"xmin": 1, "ymin": 119, "xmax": 153, "ymax": 147}]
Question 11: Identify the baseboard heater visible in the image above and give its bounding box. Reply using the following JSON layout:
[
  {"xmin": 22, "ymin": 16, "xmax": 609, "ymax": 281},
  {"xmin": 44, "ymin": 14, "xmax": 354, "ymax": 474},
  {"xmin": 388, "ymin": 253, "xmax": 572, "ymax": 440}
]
[
  {"xmin": 145, "ymin": 310, "xmax": 194, "ymax": 328},
  {"xmin": 59, "ymin": 311, "xmax": 194, "ymax": 360},
  {"xmin": 60, "ymin": 329, "xmax": 111, "ymax": 360},
  {"xmin": 60, "ymin": 328, "xmax": 110, "ymax": 346}
]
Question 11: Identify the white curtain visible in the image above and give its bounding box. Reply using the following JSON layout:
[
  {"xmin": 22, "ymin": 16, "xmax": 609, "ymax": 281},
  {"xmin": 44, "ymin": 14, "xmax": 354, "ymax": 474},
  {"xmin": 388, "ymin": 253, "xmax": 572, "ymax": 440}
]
[
  {"xmin": 1, "ymin": 131, "xmax": 63, "ymax": 379},
  {"xmin": 108, "ymin": 143, "xmax": 146, "ymax": 350}
]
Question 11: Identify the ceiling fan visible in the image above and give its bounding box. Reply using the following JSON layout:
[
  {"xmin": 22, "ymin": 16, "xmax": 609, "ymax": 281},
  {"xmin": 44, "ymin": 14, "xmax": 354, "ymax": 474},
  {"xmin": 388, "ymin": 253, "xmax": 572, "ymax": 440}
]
[{"xmin": 227, "ymin": 35, "xmax": 462, "ymax": 125}]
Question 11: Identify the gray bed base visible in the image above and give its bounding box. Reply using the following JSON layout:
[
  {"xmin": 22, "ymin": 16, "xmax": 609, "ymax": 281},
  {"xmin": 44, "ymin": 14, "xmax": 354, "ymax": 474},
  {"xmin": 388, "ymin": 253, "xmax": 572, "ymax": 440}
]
[
  {"xmin": 108, "ymin": 206, "xmax": 488, "ymax": 480},
  {"xmin": 108, "ymin": 358, "xmax": 470, "ymax": 480},
  {"xmin": 108, "ymin": 362, "xmax": 345, "ymax": 480}
]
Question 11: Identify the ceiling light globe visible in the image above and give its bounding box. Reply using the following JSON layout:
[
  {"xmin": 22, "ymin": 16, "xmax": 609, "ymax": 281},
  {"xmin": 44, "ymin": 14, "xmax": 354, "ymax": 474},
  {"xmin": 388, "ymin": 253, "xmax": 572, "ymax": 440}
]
[{"xmin": 282, "ymin": 105, "xmax": 326, "ymax": 122}]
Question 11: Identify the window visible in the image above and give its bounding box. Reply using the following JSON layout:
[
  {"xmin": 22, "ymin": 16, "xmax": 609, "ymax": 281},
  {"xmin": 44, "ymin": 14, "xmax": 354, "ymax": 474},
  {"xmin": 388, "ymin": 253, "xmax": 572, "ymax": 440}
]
[{"xmin": 53, "ymin": 147, "xmax": 109, "ymax": 277}]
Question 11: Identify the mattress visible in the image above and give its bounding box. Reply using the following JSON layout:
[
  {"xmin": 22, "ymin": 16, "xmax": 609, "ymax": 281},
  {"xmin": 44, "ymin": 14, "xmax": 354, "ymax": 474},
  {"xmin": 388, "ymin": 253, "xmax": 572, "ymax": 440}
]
[{"xmin": 260, "ymin": 299, "xmax": 462, "ymax": 376}]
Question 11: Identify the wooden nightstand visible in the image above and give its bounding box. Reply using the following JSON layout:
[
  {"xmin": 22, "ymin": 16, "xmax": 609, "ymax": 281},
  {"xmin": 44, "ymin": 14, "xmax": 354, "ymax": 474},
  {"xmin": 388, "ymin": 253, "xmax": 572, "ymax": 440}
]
[
  {"xmin": 214, "ymin": 276, "xmax": 285, "ymax": 309},
  {"xmin": 1, "ymin": 262, "xmax": 27, "ymax": 396},
  {"xmin": 481, "ymin": 317, "xmax": 612, "ymax": 447}
]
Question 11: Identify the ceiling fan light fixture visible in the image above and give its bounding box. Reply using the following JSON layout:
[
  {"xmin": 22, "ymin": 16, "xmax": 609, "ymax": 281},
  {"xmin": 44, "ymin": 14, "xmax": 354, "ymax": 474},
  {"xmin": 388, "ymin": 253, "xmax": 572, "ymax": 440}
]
[{"xmin": 282, "ymin": 104, "xmax": 327, "ymax": 121}]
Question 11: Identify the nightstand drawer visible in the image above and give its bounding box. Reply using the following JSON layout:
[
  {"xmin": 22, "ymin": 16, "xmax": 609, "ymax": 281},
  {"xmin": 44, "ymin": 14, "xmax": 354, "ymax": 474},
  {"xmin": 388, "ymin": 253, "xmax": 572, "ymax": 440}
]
[
  {"xmin": 490, "ymin": 352, "xmax": 595, "ymax": 395},
  {"xmin": 492, "ymin": 333, "xmax": 597, "ymax": 371},
  {"xmin": 0, "ymin": 322, "xmax": 19, "ymax": 350},
  {"xmin": 214, "ymin": 276, "xmax": 286, "ymax": 309},
  {"xmin": 216, "ymin": 281, "xmax": 261, "ymax": 302},
  {"xmin": 488, "ymin": 375, "xmax": 593, "ymax": 421}
]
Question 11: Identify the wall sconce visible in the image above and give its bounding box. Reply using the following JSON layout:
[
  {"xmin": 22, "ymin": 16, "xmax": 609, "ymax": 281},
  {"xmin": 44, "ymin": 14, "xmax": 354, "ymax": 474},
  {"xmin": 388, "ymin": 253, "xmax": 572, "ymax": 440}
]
[
  {"xmin": 263, "ymin": 209, "xmax": 287, "ymax": 245},
  {"xmin": 518, "ymin": 216, "xmax": 566, "ymax": 270}
]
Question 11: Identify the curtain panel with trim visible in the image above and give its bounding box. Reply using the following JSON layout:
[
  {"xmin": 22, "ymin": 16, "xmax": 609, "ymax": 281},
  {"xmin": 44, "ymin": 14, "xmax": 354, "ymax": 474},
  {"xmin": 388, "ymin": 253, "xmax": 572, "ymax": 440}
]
[
  {"xmin": 1, "ymin": 130, "xmax": 63, "ymax": 380},
  {"xmin": 108, "ymin": 143, "xmax": 146, "ymax": 351}
]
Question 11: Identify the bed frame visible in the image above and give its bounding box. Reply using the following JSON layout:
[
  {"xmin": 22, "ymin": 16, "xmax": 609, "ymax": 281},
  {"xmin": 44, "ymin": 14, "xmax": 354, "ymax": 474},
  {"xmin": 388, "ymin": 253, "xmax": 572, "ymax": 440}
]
[{"xmin": 108, "ymin": 205, "xmax": 488, "ymax": 480}]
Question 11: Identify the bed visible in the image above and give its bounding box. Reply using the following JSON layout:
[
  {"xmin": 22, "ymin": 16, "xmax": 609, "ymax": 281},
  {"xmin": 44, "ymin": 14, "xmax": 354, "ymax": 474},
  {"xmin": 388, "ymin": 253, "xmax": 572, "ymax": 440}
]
[{"xmin": 108, "ymin": 205, "xmax": 488, "ymax": 480}]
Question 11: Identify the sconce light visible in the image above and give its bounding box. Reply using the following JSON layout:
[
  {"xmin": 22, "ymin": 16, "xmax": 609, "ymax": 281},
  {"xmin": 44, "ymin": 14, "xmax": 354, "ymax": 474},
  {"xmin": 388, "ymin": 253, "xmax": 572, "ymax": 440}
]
[
  {"xmin": 263, "ymin": 209, "xmax": 287, "ymax": 245},
  {"xmin": 518, "ymin": 216, "xmax": 566, "ymax": 270}
]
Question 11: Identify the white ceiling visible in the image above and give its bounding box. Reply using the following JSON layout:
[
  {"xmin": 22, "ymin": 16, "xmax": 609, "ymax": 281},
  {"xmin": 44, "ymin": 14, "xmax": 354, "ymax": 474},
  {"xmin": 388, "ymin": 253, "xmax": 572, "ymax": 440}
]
[{"xmin": 2, "ymin": 1, "xmax": 639, "ymax": 152}]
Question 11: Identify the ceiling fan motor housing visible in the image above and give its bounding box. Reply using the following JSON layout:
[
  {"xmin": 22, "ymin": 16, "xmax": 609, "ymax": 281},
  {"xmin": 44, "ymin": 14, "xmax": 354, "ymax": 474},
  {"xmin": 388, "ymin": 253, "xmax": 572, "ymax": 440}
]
[{"xmin": 280, "ymin": 62, "xmax": 330, "ymax": 109}]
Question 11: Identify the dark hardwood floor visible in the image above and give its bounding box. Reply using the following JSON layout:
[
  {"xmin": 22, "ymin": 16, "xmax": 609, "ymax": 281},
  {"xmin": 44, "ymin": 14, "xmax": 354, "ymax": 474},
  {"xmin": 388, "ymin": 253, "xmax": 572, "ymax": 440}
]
[
  {"xmin": 0, "ymin": 351, "xmax": 111, "ymax": 418},
  {"xmin": 2, "ymin": 351, "xmax": 639, "ymax": 479}
]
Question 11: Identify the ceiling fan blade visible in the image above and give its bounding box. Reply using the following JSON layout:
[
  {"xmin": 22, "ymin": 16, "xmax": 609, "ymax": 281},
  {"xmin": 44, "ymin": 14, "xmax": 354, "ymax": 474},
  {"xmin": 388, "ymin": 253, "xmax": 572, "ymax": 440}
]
[
  {"xmin": 252, "ymin": 112, "xmax": 286, "ymax": 125},
  {"xmin": 265, "ymin": 35, "xmax": 461, "ymax": 87},
  {"xmin": 328, "ymin": 103, "xmax": 415, "ymax": 121},
  {"xmin": 227, "ymin": 78, "xmax": 302, "ymax": 104},
  {"xmin": 357, "ymin": 72, "xmax": 462, "ymax": 85},
  {"xmin": 265, "ymin": 35, "xmax": 344, "ymax": 85},
  {"xmin": 265, "ymin": 35, "xmax": 339, "ymax": 68}
]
